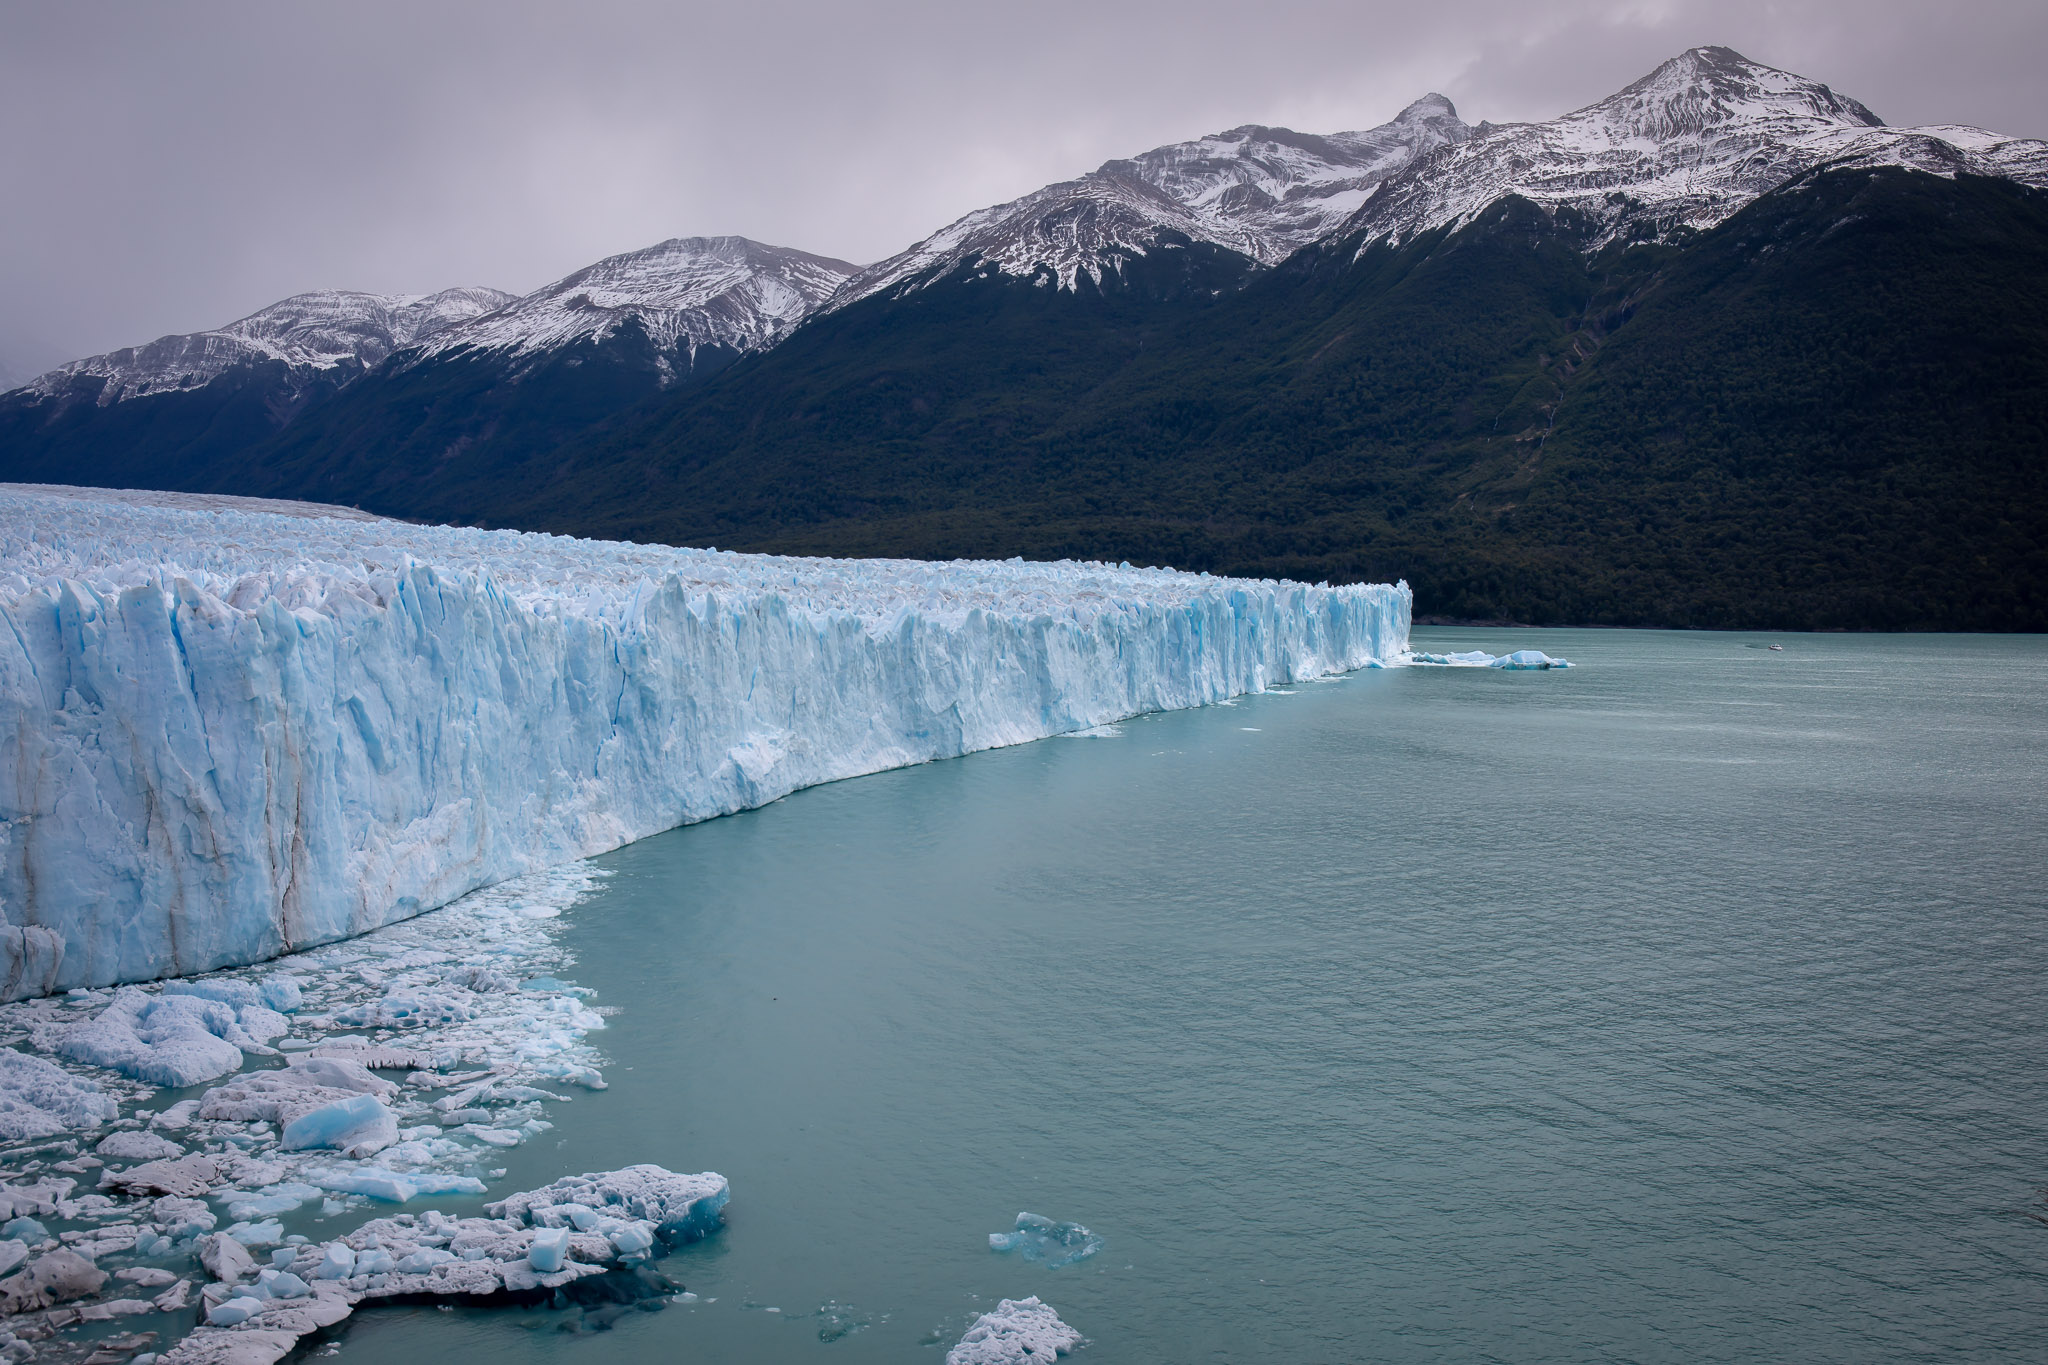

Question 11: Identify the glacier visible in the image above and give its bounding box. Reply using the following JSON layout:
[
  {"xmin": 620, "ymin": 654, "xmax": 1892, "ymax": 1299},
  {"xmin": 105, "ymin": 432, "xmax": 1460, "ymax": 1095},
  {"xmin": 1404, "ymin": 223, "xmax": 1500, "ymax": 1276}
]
[{"xmin": 0, "ymin": 484, "xmax": 1409, "ymax": 996}]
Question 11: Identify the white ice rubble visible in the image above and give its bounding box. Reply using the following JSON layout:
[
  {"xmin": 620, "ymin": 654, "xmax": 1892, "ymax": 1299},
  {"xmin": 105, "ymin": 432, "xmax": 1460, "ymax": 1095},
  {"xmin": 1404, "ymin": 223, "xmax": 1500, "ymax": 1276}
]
[
  {"xmin": 161, "ymin": 1164, "xmax": 725, "ymax": 1365},
  {"xmin": 0, "ymin": 865, "xmax": 674, "ymax": 1361},
  {"xmin": 0, "ymin": 1052, "xmax": 117, "ymax": 1144},
  {"xmin": 2, "ymin": 860, "xmax": 612, "ymax": 1185},
  {"xmin": 947, "ymin": 1296, "xmax": 1085, "ymax": 1365},
  {"xmin": 0, "ymin": 483, "xmax": 1409, "ymax": 996}
]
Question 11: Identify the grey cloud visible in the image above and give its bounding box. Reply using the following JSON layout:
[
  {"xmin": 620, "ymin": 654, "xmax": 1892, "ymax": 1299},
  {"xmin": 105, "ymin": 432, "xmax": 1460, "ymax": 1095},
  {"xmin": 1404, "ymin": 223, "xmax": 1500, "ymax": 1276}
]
[{"xmin": 3, "ymin": 0, "xmax": 2042, "ymax": 367}]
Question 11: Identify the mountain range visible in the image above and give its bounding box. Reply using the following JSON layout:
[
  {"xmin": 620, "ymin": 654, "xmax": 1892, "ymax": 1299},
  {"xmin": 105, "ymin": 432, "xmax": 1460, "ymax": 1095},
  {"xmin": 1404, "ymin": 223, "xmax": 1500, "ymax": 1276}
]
[{"xmin": 4, "ymin": 47, "xmax": 2045, "ymax": 629}]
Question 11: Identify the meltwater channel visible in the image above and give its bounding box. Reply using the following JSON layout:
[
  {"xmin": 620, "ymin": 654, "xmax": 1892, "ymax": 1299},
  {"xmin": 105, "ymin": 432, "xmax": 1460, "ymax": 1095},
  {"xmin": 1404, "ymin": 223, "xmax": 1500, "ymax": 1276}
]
[{"xmin": 335, "ymin": 628, "xmax": 2048, "ymax": 1363}]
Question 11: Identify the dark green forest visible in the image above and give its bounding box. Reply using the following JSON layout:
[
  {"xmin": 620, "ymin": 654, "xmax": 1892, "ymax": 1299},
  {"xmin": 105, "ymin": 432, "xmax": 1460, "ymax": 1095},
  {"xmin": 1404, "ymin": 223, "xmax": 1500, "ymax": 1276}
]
[{"xmin": 5, "ymin": 167, "xmax": 2044, "ymax": 629}]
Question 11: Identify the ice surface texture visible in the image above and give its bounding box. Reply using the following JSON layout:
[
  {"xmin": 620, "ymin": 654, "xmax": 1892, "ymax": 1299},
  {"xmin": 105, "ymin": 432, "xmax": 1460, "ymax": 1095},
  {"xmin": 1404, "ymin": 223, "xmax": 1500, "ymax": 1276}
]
[
  {"xmin": 947, "ymin": 1296, "xmax": 1084, "ymax": 1364},
  {"xmin": 989, "ymin": 1212, "xmax": 1103, "ymax": 1268},
  {"xmin": 159, "ymin": 1164, "xmax": 725, "ymax": 1365},
  {"xmin": 0, "ymin": 1047, "xmax": 116, "ymax": 1141},
  {"xmin": 0, "ymin": 485, "xmax": 1409, "ymax": 996},
  {"xmin": 1411, "ymin": 649, "xmax": 1571, "ymax": 670}
]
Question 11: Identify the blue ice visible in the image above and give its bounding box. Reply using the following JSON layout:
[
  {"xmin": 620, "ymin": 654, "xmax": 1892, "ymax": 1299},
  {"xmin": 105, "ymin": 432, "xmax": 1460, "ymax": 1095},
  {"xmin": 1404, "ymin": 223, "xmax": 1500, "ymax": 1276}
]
[
  {"xmin": 989, "ymin": 1212, "xmax": 1103, "ymax": 1268},
  {"xmin": 1410, "ymin": 648, "xmax": 1572, "ymax": 669}
]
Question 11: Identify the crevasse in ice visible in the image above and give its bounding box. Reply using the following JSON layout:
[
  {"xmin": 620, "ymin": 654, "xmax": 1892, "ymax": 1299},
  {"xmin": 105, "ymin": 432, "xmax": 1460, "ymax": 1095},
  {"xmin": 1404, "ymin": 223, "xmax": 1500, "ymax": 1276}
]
[{"xmin": 0, "ymin": 484, "xmax": 1410, "ymax": 996}]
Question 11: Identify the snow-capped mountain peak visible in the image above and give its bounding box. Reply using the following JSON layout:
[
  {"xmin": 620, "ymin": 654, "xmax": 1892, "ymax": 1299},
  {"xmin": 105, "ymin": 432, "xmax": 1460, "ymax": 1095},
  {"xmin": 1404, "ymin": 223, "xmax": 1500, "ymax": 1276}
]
[
  {"xmin": 406, "ymin": 235, "xmax": 858, "ymax": 378},
  {"xmin": 18, "ymin": 287, "xmax": 517, "ymax": 405},
  {"xmin": 1588, "ymin": 45, "xmax": 1883, "ymax": 141},
  {"xmin": 1343, "ymin": 46, "xmax": 2047, "ymax": 249},
  {"xmin": 831, "ymin": 97, "xmax": 1472, "ymax": 306}
]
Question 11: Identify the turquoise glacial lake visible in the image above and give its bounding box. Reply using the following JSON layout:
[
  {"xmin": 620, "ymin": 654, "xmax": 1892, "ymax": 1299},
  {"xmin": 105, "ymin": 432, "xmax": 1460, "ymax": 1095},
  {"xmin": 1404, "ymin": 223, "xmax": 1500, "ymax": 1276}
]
[{"xmin": 334, "ymin": 628, "xmax": 2048, "ymax": 1363}]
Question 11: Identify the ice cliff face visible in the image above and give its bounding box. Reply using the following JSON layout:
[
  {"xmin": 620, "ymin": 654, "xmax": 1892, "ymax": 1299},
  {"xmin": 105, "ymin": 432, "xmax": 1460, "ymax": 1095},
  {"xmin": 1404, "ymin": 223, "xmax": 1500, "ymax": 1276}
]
[
  {"xmin": 17, "ymin": 288, "xmax": 516, "ymax": 406},
  {"xmin": 403, "ymin": 236, "xmax": 858, "ymax": 381},
  {"xmin": 0, "ymin": 484, "xmax": 1409, "ymax": 998},
  {"xmin": 831, "ymin": 96, "xmax": 1472, "ymax": 302},
  {"xmin": 1344, "ymin": 47, "xmax": 2048, "ymax": 249}
]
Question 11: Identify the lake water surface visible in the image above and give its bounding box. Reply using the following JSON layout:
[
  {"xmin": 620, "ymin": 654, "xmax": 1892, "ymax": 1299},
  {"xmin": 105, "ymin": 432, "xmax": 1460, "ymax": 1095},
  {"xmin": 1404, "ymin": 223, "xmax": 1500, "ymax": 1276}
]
[{"xmin": 335, "ymin": 628, "xmax": 2048, "ymax": 1363}]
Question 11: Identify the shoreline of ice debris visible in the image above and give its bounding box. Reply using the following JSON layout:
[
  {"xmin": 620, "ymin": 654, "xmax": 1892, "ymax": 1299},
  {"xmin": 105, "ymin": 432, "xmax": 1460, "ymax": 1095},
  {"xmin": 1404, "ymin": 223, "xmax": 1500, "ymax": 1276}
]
[
  {"xmin": 0, "ymin": 483, "xmax": 1410, "ymax": 998},
  {"xmin": 0, "ymin": 865, "xmax": 667, "ymax": 1361}
]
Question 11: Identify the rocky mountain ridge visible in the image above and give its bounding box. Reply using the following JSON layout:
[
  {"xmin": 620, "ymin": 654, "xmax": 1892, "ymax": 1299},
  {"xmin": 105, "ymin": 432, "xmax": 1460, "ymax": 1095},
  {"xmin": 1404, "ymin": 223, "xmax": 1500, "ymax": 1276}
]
[{"xmin": 11, "ymin": 46, "xmax": 2044, "ymax": 409}]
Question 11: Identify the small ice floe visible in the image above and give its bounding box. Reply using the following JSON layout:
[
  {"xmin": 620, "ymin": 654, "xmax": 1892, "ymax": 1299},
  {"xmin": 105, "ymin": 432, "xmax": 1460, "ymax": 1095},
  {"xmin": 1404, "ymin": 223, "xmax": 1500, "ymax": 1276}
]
[
  {"xmin": 947, "ymin": 1296, "xmax": 1085, "ymax": 1364},
  {"xmin": 988, "ymin": 1212, "xmax": 1102, "ymax": 1268},
  {"xmin": 1061, "ymin": 724, "xmax": 1124, "ymax": 739},
  {"xmin": 1408, "ymin": 648, "xmax": 1572, "ymax": 669}
]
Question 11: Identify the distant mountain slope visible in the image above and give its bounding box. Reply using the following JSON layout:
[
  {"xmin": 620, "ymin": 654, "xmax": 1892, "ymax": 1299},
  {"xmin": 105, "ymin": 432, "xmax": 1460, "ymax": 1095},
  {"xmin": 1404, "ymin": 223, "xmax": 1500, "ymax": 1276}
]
[
  {"xmin": 0, "ymin": 238, "xmax": 853, "ymax": 496},
  {"xmin": 1347, "ymin": 46, "xmax": 2048, "ymax": 247},
  {"xmin": 0, "ymin": 288, "xmax": 518, "ymax": 495},
  {"xmin": 830, "ymin": 95, "xmax": 1471, "ymax": 303},
  {"xmin": 3, "ymin": 47, "xmax": 2045, "ymax": 629},
  {"xmin": 406, "ymin": 236, "xmax": 856, "ymax": 378},
  {"xmin": 17, "ymin": 287, "xmax": 515, "ymax": 406},
  {"xmin": 486, "ymin": 167, "xmax": 2048, "ymax": 630}
]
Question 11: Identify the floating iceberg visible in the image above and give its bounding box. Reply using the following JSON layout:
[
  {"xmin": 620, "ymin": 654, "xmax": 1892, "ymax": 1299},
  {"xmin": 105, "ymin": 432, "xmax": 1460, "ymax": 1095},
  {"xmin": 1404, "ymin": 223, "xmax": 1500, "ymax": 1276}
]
[
  {"xmin": 948, "ymin": 1296, "xmax": 1085, "ymax": 1365},
  {"xmin": 0, "ymin": 484, "xmax": 1409, "ymax": 996},
  {"xmin": 1409, "ymin": 648, "xmax": 1572, "ymax": 669},
  {"xmin": 989, "ymin": 1212, "xmax": 1103, "ymax": 1268}
]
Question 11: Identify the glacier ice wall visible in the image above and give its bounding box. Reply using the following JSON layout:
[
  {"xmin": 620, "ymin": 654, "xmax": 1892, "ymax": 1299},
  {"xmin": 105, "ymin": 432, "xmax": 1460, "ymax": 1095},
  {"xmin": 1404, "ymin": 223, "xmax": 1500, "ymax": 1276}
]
[{"xmin": 0, "ymin": 484, "xmax": 1409, "ymax": 996}]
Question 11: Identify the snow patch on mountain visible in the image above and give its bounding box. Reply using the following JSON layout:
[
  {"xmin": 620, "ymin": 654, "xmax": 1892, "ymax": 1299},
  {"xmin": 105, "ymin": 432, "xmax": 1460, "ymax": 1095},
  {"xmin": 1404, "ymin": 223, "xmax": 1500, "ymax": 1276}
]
[
  {"xmin": 15, "ymin": 289, "xmax": 516, "ymax": 406},
  {"xmin": 405, "ymin": 236, "xmax": 858, "ymax": 380},
  {"xmin": 833, "ymin": 95, "xmax": 1471, "ymax": 303},
  {"xmin": 1345, "ymin": 47, "xmax": 2048, "ymax": 250}
]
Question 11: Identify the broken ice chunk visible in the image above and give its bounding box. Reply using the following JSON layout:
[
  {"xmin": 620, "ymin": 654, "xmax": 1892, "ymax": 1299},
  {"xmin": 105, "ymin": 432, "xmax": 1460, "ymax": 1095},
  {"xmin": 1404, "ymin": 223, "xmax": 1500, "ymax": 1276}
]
[
  {"xmin": 947, "ymin": 1296, "xmax": 1084, "ymax": 1364},
  {"xmin": 280, "ymin": 1092, "xmax": 395, "ymax": 1155},
  {"xmin": 526, "ymin": 1226, "xmax": 571, "ymax": 1273},
  {"xmin": 206, "ymin": 1295, "xmax": 265, "ymax": 1326},
  {"xmin": 1409, "ymin": 647, "xmax": 1571, "ymax": 669},
  {"xmin": 314, "ymin": 1242, "xmax": 357, "ymax": 1280},
  {"xmin": 988, "ymin": 1212, "xmax": 1102, "ymax": 1268}
]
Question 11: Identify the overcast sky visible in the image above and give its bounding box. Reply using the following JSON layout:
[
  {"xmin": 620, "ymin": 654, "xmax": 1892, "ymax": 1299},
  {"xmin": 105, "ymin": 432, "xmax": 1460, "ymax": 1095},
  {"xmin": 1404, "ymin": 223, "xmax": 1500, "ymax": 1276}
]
[{"xmin": 3, "ymin": 0, "xmax": 2043, "ymax": 379}]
